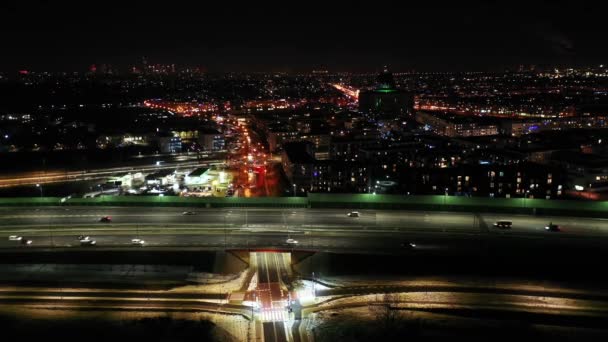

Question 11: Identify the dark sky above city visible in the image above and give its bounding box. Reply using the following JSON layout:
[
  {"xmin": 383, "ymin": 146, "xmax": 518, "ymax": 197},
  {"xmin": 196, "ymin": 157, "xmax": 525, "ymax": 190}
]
[{"xmin": 1, "ymin": 0, "xmax": 606, "ymax": 72}]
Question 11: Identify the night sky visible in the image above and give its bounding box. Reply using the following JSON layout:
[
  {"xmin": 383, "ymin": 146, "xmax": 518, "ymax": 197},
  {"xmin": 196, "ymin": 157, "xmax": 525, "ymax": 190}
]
[{"xmin": 1, "ymin": 1, "xmax": 606, "ymax": 72}]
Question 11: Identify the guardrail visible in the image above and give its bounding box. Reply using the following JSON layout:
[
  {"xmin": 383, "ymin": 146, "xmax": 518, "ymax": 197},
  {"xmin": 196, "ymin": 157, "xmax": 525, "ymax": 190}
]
[{"xmin": 0, "ymin": 194, "xmax": 605, "ymax": 217}]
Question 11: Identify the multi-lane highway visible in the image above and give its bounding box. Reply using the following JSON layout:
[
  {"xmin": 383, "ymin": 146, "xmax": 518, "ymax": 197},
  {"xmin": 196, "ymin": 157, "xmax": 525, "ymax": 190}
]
[
  {"xmin": 2, "ymin": 206, "xmax": 608, "ymax": 341},
  {"xmin": 2, "ymin": 207, "xmax": 608, "ymax": 251}
]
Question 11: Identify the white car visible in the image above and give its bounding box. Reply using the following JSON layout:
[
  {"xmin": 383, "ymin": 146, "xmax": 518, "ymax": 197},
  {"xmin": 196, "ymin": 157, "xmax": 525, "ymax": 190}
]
[
  {"xmin": 182, "ymin": 211, "xmax": 196, "ymax": 215},
  {"xmin": 286, "ymin": 238, "xmax": 298, "ymax": 245},
  {"xmin": 80, "ymin": 239, "xmax": 96, "ymax": 246},
  {"xmin": 131, "ymin": 238, "xmax": 145, "ymax": 246},
  {"xmin": 347, "ymin": 211, "xmax": 360, "ymax": 218},
  {"xmin": 8, "ymin": 235, "xmax": 23, "ymax": 241}
]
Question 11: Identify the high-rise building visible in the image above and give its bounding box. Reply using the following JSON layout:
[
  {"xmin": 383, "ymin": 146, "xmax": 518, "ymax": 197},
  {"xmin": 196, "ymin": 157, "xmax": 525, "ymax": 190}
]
[{"xmin": 358, "ymin": 66, "xmax": 412, "ymax": 116}]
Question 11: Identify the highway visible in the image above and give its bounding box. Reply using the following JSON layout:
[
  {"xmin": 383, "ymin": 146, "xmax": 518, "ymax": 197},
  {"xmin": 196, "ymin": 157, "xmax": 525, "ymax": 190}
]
[
  {"xmin": 2, "ymin": 207, "xmax": 608, "ymax": 250},
  {"xmin": 2, "ymin": 206, "xmax": 608, "ymax": 341}
]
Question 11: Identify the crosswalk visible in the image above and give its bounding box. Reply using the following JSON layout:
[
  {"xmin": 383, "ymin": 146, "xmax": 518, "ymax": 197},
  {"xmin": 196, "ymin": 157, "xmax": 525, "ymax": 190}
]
[{"xmin": 258, "ymin": 308, "xmax": 289, "ymax": 322}]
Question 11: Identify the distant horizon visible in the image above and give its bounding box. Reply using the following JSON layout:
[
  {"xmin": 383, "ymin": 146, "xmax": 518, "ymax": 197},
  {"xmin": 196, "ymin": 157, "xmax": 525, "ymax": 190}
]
[
  {"xmin": 2, "ymin": 63, "xmax": 605, "ymax": 75},
  {"xmin": 2, "ymin": 2, "xmax": 607, "ymax": 74}
]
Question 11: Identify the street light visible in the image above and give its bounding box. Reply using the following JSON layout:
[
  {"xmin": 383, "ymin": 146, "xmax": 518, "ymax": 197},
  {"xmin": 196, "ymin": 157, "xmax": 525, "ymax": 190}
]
[
  {"xmin": 523, "ymin": 190, "xmax": 530, "ymax": 210},
  {"xmin": 293, "ymin": 184, "xmax": 297, "ymax": 197},
  {"xmin": 36, "ymin": 184, "xmax": 43, "ymax": 197}
]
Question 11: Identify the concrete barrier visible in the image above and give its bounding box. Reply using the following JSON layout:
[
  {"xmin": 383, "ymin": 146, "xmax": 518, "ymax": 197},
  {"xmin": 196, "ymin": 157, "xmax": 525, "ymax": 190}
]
[{"xmin": 0, "ymin": 194, "xmax": 605, "ymax": 217}]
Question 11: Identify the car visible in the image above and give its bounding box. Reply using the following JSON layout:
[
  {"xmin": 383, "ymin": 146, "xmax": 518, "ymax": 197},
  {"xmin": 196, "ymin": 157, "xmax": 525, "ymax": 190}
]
[
  {"xmin": 347, "ymin": 211, "xmax": 360, "ymax": 218},
  {"xmin": 131, "ymin": 238, "xmax": 145, "ymax": 246},
  {"xmin": 8, "ymin": 235, "xmax": 23, "ymax": 241},
  {"xmin": 21, "ymin": 238, "xmax": 32, "ymax": 245},
  {"xmin": 99, "ymin": 216, "xmax": 112, "ymax": 223},
  {"xmin": 286, "ymin": 238, "xmax": 298, "ymax": 245},
  {"xmin": 182, "ymin": 211, "xmax": 196, "ymax": 215},
  {"xmin": 545, "ymin": 223, "xmax": 560, "ymax": 231},
  {"xmin": 401, "ymin": 242, "xmax": 417, "ymax": 249},
  {"xmin": 80, "ymin": 239, "xmax": 97, "ymax": 246},
  {"xmin": 493, "ymin": 220, "xmax": 512, "ymax": 229},
  {"xmin": 77, "ymin": 235, "xmax": 89, "ymax": 241}
]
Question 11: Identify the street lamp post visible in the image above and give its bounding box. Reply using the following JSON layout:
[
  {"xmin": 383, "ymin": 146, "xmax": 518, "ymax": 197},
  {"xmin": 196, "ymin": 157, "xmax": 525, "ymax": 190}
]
[
  {"xmin": 36, "ymin": 184, "xmax": 43, "ymax": 197},
  {"xmin": 224, "ymin": 213, "xmax": 230, "ymax": 248},
  {"xmin": 312, "ymin": 271, "xmax": 316, "ymax": 300},
  {"xmin": 293, "ymin": 184, "xmax": 296, "ymax": 197}
]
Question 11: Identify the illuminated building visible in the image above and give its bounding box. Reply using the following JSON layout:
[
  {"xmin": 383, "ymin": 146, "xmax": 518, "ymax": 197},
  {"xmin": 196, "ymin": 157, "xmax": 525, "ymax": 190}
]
[
  {"xmin": 358, "ymin": 66, "xmax": 412, "ymax": 116},
  {"xmin": 416, "ymin": 111, "xmax": 499, "ymax": 137},
  {"xmin": 158, "ymin": 135, "xmax": 182, "ymax": 154},
  {"xmin": 198, "ymin": 129, "xmax": 225, "ymax": 151}
]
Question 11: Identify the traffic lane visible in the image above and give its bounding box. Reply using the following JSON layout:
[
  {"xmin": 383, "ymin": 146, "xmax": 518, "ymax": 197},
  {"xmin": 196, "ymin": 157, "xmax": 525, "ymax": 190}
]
[
  {"xmin": 482, "ymin": 214, "xmax": 608, "ymax": 236},
  {"xmin": 5, "ymin": 207, "xmax": 608, "ymax": 237},
  {"xmin": 263, "ymin": 322, "xmax": 276, "ymax": 342},
  {"xmin": 264, "ymin": 253, "xmax": 280, "ymax": 283},
  {"xmin": 0, "ymin": 208, "xmax": 478, "ymax": 231},
  {"xmin": 0, "ymin": 207, "xmax": 231, "ymax": 225},
  {"xmin": 0, "ymin": 232, "xmax": 483, "ymax": 253},
  {"xmin": 376, "ymin": 211, "xmax": 478, "ymax": 232}
]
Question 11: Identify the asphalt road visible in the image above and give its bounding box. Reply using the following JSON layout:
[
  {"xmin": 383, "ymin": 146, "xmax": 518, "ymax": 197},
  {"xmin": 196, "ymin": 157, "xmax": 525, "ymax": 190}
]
[
  {"xmin": 1, "ymin": 206, "xmax": 608, "ymax": 251},
  {"xmin": 263, "ymin": 321, "xmax": 287, "ymax": 342}
]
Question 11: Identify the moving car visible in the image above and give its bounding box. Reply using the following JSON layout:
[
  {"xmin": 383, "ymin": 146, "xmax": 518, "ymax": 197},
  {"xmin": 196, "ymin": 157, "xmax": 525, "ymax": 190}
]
[
  {"xmin": 131, "ymin": 238, "xmax": 145, "ymax": 246},
  {"xmin": 182, "ymin": 211, "xmax": 196, "ymax": 215},
  {"xmin": 99, "ymin": 216, "xmax": 112, "ymax": 223},
  {"xmin": 286, "ymin": 238, "xmax": 298, "ymax": 245},
  {"xmin": 401, "ymin": 242, "xmax": 417, "ymax": 249},
  {"xmin": 493, "ymin": 220, "xmax": 512, "ymax": 229},
  {"xmin": 545, "ymin": 223, "xmax": 560, "ymax": 231},
  {"xmin": 347, "ymin": 211, "xmax": 360, "ymax": 218},
  {"xmin": 21, "ymin": 238, "xmax": 32, "ymax": 245},
  {"xmin": 80, "ymin": 238, "xmax": 97, "ymax": 246},
  {"xmin": 77, "ymin": 235, "xmax": 89, "ymax": 241},
  {"xmin": 8, "ymin": 235, "xmax": 23, "ymax": 241}
]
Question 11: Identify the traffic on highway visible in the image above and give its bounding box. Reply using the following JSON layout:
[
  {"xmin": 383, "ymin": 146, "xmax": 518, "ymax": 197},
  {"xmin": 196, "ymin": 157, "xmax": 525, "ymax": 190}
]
[{"xmin": 2, "ymin": 206, "xmax": 608, "ymax": 250}]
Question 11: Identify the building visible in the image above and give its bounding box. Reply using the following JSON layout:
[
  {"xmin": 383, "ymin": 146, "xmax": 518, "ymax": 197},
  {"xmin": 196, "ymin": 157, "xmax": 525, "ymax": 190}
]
[
  {"xmin": 329, "ymin": 136, "xmax": 380, "ymax": 161},
  {"xmin": 268, "ymin": 127, "xmax": 298, "ymax": 152},
  {"xmin": 198, "ymin": 129, "xmax": 225, "ymax": 151},
  {"xmin": 299, "ymin": 130, "xmax": 331, "ymax": 159},
  {"xmin": 158, "ymin": 135, "xmax": 182, "ymax": 154},
  {"xmin": 416, "ymin": 111, "xmax": 499, "ymax": 137},
  {"xmin": 282, "ymin": 142, "xmax": 371, "ymax": 193},
  {"xmin": 185, "ymin": 167, "xmax": 210, "ymax": 186},
  {"xmin": 281, "ymin": 142, "xmax": 316, "ymax": 186},
  {"xmin": 394, "ymin": 163, "xmax": 564, "ymax": 199},
  {"xmin": 359, "ymin": 66, "xmax": 412, "ymax": 116},
  {"xmin": 501, "ymin": 115, "xmax": 608, "ymax": 137},
  {"xmin": 550, "ymin": 150, "xmax": 608, "ymax": 192}
]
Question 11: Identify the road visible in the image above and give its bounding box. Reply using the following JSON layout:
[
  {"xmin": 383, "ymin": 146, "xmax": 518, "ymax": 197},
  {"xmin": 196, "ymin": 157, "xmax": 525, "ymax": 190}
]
[
  {"xmin": 2, "ymin": 207, "xmax": 608, "ymax": 249},
  {"xmin": 0, "ymin": 159, "xmax": 225, "ymax": 188},
  {"xmin": 4, "ymin": 206, "xmax": 608, "ymax": 233},
  {"xmin": 256, "ymin": 252, "xmax": 289, "ymax": 342},
  {"xmin": 0, "ymin": 289, "xmax": 248, "ymax": 315}
]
